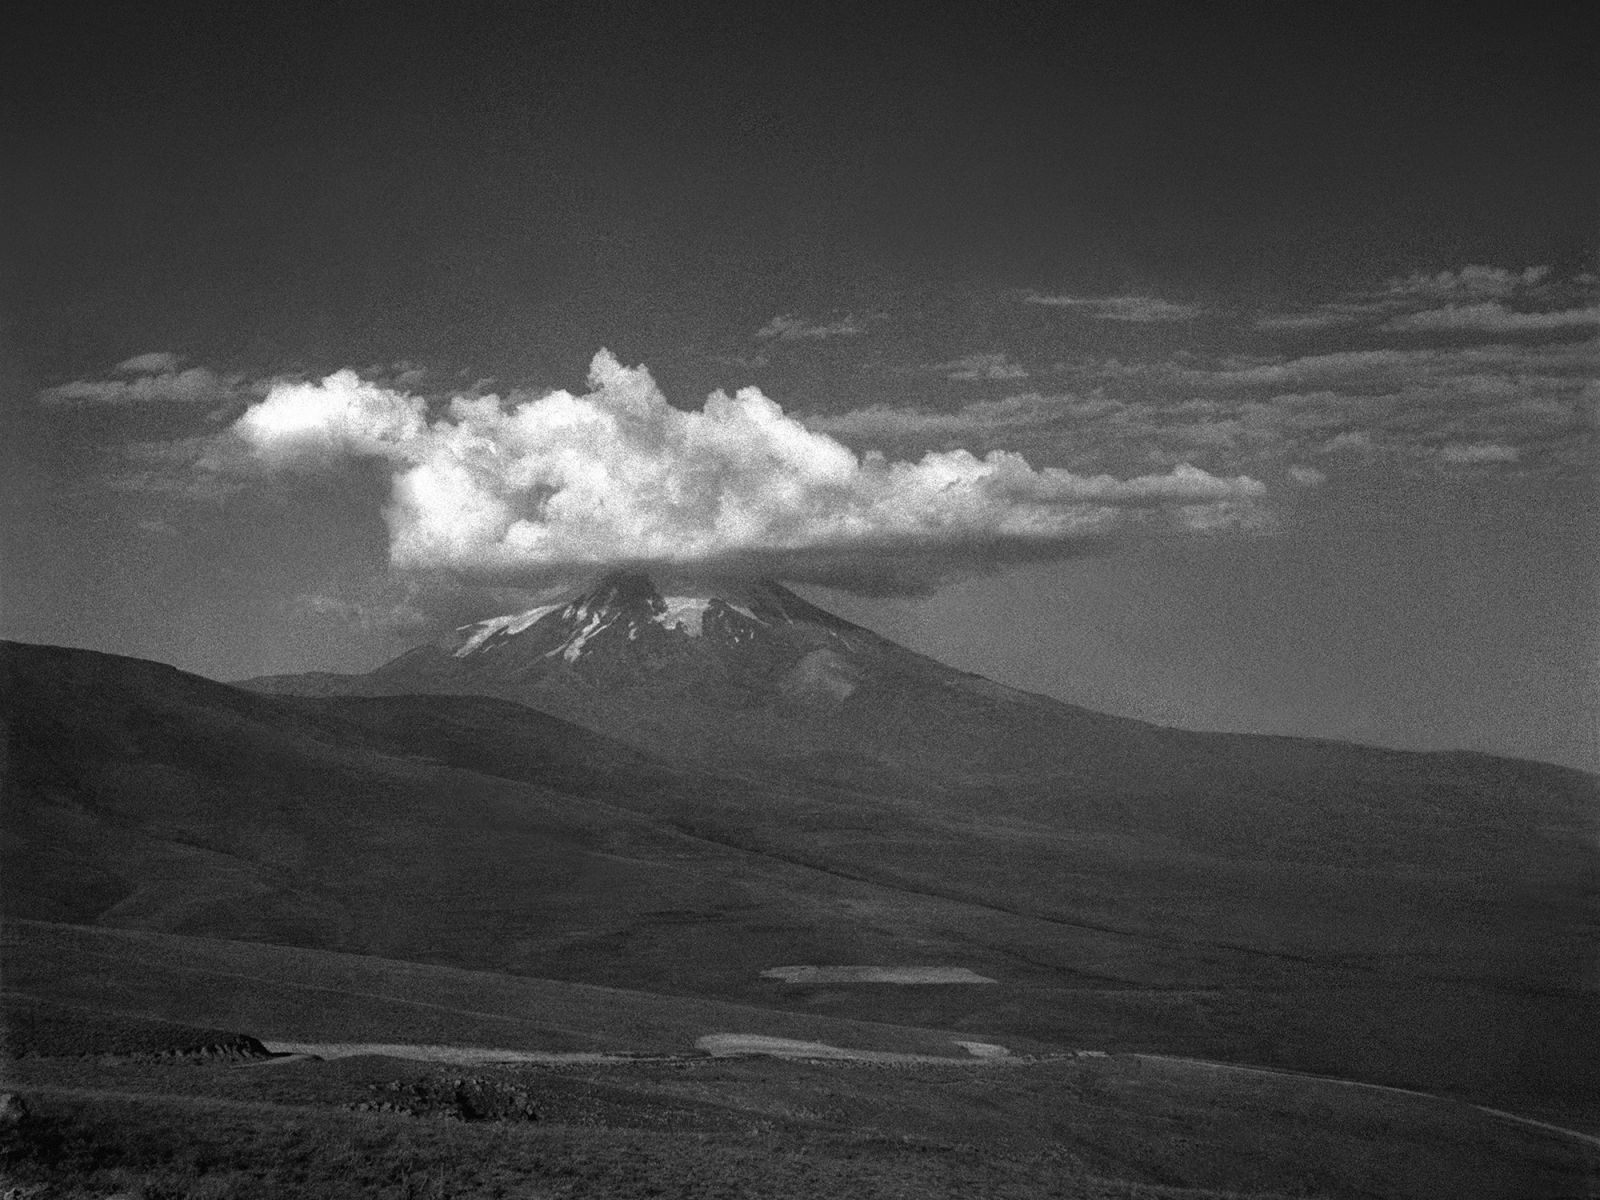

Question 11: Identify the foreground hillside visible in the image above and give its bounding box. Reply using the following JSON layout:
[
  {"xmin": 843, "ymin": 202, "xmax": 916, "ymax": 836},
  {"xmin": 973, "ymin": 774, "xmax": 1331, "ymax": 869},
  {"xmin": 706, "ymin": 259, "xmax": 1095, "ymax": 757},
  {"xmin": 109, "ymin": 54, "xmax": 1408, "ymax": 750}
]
[{"xmin": 6, "ymin": 1039, "xmax": 1592, "ymax": 1198}]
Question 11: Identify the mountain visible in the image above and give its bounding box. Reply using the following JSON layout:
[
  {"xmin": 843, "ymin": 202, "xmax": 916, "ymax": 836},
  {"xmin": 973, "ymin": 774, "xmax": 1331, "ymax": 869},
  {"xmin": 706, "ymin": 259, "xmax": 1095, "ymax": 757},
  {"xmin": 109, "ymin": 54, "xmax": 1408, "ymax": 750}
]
[
  {"xmin": 6, "ymin": 580, "xmax": 1600, "ymax": 1112},
  {"xmin": 245, "ymin": 571, "xmax": 1180, "ymax": 786}
]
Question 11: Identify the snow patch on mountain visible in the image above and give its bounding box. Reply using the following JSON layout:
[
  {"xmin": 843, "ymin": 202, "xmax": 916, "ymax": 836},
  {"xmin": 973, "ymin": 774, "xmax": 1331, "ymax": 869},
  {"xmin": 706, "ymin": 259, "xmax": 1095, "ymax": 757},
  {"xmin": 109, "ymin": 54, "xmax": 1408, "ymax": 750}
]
[
  {"xmin": 658, "ymin": 596, "xmax": 711, "ymax": 636},
  {"xmin": 656, "ymin": 595, "xmax": 763, "ymax": 636},
  {"xmin": 551, "ymin": 609, "xmax": 615, "ymax": 662},
  {"xmin": 453, "ymin": 603, "xmax": 561, "ymax": 656}
]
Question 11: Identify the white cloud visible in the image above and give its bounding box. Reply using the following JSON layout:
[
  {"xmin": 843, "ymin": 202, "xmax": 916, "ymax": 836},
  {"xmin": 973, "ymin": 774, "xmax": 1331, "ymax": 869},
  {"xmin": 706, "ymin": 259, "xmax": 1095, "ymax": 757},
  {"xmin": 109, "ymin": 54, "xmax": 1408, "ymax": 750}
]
[
  {"xmin": 808, "ymin": 392, "xmax": 1088, "ymax": 441},
  {"xmin": 810, "ymin": 337, "xmax": 1593, "ymax": 482},
  {"xmin": 117, "ymin": 351, "xmax": 184, "ymax": 374},
  {"xmin": 1255, "ymin": 265, "xmax": 1586, "ymax": 334},
  {"xmin": 1382, "ymin": 302, "xmax": 1600, "ymax": 333},
  {"xmin": 39, "ymin": 363, "xmax": 237, "ymax": 408},
  {"xmin": 1382, "ymin": 265, "xmax": 1551, "ymax": 300},
  {"xmin": 1023, "ymin": 293, "xmax": 1204, "ymax": 322},
  {"xmin": 1287, "ymin": 465, "xmax": 1327, "ymax": 486},
  {"xmin": 754, "ymin": 313, "xmax": 865, "ymax": 340},
  {"xmin": 235, "ymin": 371, "xmax": 429, "ymax": 465},
  {"xmin": 227, "ymin": 350, "xmax": 1265, "ymax": 594}
]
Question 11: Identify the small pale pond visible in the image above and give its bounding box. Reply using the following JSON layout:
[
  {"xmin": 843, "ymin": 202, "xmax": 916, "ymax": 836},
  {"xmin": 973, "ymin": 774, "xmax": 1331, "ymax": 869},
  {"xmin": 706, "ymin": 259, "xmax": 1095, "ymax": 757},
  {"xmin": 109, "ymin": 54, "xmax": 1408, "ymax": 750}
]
[{"xmin": 761, "ymin": 965, "xmax": 997, "ymax": 984}]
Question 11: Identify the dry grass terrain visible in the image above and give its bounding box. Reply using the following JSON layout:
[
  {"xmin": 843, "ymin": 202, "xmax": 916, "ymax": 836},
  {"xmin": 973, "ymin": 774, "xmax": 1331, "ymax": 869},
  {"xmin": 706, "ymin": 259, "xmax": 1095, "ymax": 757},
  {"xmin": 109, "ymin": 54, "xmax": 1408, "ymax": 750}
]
[{"xmin": 5, "ymin": 1042, "xmax": 1595, "ymax": 1198}]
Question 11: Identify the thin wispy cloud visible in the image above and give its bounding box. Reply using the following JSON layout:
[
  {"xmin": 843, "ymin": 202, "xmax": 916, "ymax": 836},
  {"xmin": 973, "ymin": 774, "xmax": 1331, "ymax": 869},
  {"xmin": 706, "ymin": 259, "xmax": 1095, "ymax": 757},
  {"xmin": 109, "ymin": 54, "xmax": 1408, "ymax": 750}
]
[
  {"xmin": 1256, "ymin": 264, "xmax": 1593, "ymax": 335},
  {"xmin": 116, "ymin": 351, "xmax": 185, "ymax": 374},
  {"xmin": 107, "ymin": 435, "xmax": 253, "ymax": 502},
  {"xmin": 810, "ymin": 392, "xmax": 1068, "ymax": 440},
  {"xmin": 1382, "ymin": 302, "xmax": 1600, "ymax": 333},
  {"xmin": 754, "ymin": 313, "xmax": 865, "ymax": 340},
  {"xmin": 1381, "ymin": 264, "xmax": 1552, "ymax": 300},
  {"xmin": 814, "ymin": 338, "xmax": 1594, "ymax": 481},
  {"xmin": 1023, "ymin": 293, "xmax": 1205, "ymax": 322},
  {"xmin": 1439, "ymin": 442, "xmax": 1520, "ymax": 465},
  {"xmin": 38, "ymin": 355, "xmax": 245, "ymax": 408},
  {"xmin": 932, "ymin": 352, "xmax": 1029, "ymax": 381}
]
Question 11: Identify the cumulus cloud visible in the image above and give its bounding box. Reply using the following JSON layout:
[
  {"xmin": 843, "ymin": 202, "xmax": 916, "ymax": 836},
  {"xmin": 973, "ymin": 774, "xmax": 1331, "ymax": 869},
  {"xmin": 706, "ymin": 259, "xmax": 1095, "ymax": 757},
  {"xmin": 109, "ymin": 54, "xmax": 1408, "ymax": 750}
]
[
  {"xmin": 754, "ymin": 313, "xmax": 865, "ymax": 340},
  {"xmin": 226, "ymin": 350, "xmax": 1265, "ymax": 594},
  {"xmin": 234, "ymin": 372, "xmax": 429, "ymax": 466},
  {"xmin": 1287, "ymin": 465, "xmax": 1327, "ymax": 486},
  {"xmin": 1023, "ymin": 293, "xmax": 1204, "ymax": 322}
]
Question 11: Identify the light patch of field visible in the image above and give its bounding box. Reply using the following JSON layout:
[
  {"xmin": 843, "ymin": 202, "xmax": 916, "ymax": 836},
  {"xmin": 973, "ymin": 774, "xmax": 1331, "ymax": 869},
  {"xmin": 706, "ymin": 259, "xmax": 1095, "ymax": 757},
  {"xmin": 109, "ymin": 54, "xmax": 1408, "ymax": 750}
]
[
  {"xmin": 761, "ymin": 965, "xmax": 997, "ymax": 984},
  {"xmin": 266, "ymin": 1034, "xmax": 1020, "ymax": 1066},
  {"xmin": 954, "ymin": 1040, "xmax": 1009, "ymax": 1058},
  {"xmin": 694, "ymin": 1033, "xmax": 1004, "ymax": 1063},
  {"xmin": 260, "ymin": 1041, "xmax": 654, "ymax": 1066}
]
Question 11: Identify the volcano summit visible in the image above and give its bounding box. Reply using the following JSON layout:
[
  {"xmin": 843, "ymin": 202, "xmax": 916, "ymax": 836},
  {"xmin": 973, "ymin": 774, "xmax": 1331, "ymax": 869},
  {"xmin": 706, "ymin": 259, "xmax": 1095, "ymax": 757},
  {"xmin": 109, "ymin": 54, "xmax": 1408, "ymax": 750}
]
[{"xmin": 246, "ymin": 571, "xmax": 1096, "ymax": 771}]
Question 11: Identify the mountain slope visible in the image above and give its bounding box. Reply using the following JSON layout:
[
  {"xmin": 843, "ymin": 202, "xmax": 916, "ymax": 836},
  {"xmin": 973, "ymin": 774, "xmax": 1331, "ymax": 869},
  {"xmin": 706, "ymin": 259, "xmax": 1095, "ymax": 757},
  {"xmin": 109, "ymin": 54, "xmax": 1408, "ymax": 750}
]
[
  {"xmin": 243, "ymin": 571, "xmax": 1599, "ymax": 877},
  {"xmin": 245, "ymin": 571, "xmax": 1150, "ymax": 778}
]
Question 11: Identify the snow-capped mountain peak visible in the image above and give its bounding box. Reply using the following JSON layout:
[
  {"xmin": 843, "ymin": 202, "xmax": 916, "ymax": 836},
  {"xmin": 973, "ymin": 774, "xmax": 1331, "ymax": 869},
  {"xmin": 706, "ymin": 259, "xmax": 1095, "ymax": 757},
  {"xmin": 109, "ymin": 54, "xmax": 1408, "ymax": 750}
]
[
  {"xmin": 253, "ymin": 566, "xmax": 1053, "ymax": 765},
  {"xmin": 443, "ymin": 571, "xmax": 834, "ymax": 667}
]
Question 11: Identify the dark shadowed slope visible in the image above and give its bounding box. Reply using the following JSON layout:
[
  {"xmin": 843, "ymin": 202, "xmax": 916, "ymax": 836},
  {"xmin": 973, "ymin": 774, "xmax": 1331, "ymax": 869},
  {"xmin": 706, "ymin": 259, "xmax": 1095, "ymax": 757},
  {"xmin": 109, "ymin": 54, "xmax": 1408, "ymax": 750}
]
[{"xmin": 5, "ymin": 635, "xmax": 1599, "ymax": 1112}]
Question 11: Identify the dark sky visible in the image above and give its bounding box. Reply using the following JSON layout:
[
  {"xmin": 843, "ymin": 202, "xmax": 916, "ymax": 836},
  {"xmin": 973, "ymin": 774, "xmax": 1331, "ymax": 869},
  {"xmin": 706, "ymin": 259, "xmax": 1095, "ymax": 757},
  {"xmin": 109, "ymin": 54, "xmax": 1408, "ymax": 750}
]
[{"xmin": 4, "ymin": 3, "xmax": 1596, "ymax": 769}]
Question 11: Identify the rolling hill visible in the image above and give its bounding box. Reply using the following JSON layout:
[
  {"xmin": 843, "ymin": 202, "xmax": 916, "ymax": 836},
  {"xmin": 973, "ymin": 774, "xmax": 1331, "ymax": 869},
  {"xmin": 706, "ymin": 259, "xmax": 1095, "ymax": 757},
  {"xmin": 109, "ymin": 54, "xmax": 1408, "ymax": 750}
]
[{"xmin": 4, "ymin": 578, "xmax": 1598, "ymax": 1118}]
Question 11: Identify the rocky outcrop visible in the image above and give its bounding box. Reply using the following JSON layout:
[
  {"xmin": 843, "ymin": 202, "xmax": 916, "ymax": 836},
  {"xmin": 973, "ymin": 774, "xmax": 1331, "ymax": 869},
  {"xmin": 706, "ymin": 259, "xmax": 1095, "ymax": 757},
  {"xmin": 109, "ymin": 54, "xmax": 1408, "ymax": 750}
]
[{"xmin": 347, "ymin": 1076, "xmax": 539, "ymax": 1122}]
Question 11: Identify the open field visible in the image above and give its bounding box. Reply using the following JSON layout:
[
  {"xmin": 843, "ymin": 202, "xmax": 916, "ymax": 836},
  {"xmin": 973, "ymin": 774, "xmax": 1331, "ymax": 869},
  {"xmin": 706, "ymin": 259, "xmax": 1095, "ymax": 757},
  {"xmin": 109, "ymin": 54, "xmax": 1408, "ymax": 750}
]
[{"xmin": 4, "ymin": 920, "xmax": 1598, "ymax": 1196}]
